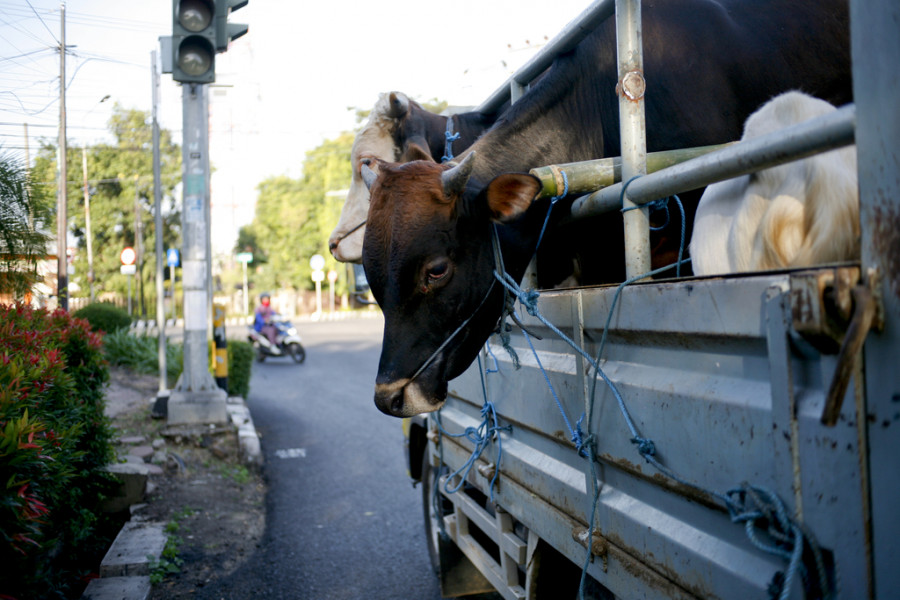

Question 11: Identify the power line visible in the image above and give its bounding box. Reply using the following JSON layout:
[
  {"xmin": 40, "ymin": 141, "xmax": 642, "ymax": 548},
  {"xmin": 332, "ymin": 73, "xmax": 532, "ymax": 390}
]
[{"xmin": 24, "ymin": 0, "xmax": 59, "ymax": 45}]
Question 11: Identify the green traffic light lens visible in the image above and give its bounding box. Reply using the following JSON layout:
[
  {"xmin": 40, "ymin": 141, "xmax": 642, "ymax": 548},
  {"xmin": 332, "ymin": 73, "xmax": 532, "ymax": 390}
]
[
  {"xmin": 178, "ymin": 40, "xmax": 213, "ymax": 76},
  {"xmin": 178, "ymin": 0, "xmax": 213, "ymax": 32}
]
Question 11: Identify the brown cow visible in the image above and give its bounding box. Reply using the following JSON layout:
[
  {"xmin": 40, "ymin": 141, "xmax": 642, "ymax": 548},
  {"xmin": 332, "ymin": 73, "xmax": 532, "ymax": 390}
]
[
  {"xmin": 328, "ymin": 92, "xmax": 498, "ymax": 263},
  {"xmin": 362, "ymin": 0, "xmax": 853, "ymax": 417}
]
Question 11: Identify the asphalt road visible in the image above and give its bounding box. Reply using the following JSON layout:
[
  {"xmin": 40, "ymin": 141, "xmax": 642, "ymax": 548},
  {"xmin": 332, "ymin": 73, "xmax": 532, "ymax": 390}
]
[{"xmin": 196, "ymin": 313, "xmax": 447, "ymax": 600}]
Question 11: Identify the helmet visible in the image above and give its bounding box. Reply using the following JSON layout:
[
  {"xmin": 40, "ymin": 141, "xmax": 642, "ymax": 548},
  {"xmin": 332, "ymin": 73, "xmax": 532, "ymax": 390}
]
[{"xmin": 259, "ymin": 292, "xmax": 270, "ymax": 300}]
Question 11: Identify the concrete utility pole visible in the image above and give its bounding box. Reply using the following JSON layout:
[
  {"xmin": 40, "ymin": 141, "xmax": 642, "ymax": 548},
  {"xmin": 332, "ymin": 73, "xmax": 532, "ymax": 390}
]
[
  {"xmin": 56, "ymin": 2, "xmax": 68, "ymax": 310},
  {"xmin": 152, "ymin": 50, "xmax": 168, "ymax": 398},
  {"xmin": 167, "ymin": 82, "xmax": 227, "ymax": 425}
]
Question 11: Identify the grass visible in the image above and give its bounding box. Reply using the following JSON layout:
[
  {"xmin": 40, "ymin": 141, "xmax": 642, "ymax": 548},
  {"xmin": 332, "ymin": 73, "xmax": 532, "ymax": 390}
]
[{"xmin": 102, "ymin": 328, "xmax": 183, "ymax": 383}]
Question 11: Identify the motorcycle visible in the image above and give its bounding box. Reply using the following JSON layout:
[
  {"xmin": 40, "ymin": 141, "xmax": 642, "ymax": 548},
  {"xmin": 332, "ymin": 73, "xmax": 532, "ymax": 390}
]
[{"xmin": 248, "ymin": 317, "xmax": 306, "ymax": 364}]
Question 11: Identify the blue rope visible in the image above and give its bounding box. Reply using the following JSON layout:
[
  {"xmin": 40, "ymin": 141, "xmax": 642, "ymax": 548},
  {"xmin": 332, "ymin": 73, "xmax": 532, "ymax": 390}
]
[
  {"xmin": 494, "ymin": 258, "xmax": 827, "ymax": 599},
  {"xmin": 441, "ymin": 116, "xmax": 461, "ymax": 163},
  {"xmin": 618, "ymin": 175, "xmax": 687, "ymax": 277},
  {"xmin": 534, "ymin": 170, "xmax": 568, "ymax": 253},
  {"xmin": 517, "ymin": 316, "xmax": 588, "ymax": 456},
  {"xmin": 435, "ymin": 354, "xmax": 508, "ymax": 502}
]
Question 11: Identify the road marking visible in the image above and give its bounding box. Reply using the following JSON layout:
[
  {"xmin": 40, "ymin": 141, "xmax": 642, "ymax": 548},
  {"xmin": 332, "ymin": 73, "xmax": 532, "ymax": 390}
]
[{"xmin": 275, "ymin": 448, "xmax": 307, "ymax": 459}]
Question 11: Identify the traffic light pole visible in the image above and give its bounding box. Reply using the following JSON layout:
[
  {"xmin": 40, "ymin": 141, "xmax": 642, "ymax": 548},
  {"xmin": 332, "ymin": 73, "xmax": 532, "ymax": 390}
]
[{"xmin": 168, "ymin": 82, "xmax": 227, "ymax": 425}]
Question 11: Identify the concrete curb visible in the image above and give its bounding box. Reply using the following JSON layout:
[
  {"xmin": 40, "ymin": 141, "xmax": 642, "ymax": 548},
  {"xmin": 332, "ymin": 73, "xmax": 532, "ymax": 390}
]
[{"xmin": 82, "ymin": 396, "xmax": 262, "ymax": 599}]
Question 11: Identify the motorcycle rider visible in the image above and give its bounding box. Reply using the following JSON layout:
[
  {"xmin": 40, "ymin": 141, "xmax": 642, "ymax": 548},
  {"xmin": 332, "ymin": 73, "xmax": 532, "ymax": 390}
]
[{"xmin": 253, "ymin": 292, "xmax": 280, "ymax": 354}]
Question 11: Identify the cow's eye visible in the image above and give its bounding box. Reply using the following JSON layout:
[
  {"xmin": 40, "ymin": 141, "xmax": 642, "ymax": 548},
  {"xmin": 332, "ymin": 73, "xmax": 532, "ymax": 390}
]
[{"xmin": 425, "ymin": 260, "xmax": 450, "ymax": 283}]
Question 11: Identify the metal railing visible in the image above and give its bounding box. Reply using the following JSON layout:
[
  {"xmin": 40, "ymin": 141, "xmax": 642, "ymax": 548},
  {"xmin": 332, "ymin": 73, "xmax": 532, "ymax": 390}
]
[{"xmin": 474, "ymin": 0, "xmax": 858, "ymax": 282}]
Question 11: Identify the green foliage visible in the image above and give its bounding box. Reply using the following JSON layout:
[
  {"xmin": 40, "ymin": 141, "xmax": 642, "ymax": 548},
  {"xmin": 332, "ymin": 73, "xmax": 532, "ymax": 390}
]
[
  {"xmin": 227, "ymin": 340, "xmax": 254, "ymax": 399},
  {"xmin": 31, "ymin": 105, "xmax": 182, "ymax": 314},
  {"xmin": 102, "ymin": 328, "xmax": 183, "ymax": 382},
  {"xmin": 220, "ymin": 464, "xmax": 251, "ymax": 485},
  {"xmin": 0, "ymin": 303, "xmax": 118, "ymax": 599},
  {"xmin": 73, "ymin": 301, "xmax": 132, "ymax": 334},
  {"xmin": 241, "ymin": 131, "xmax": 354, "ymax": 294},
  {"xmin": 148, "ymin": 532, "xmax": 184, "ymax": 584},
  {"xmin": 0, "ymin": 149, "xmax": 52, "ymax": 297}
]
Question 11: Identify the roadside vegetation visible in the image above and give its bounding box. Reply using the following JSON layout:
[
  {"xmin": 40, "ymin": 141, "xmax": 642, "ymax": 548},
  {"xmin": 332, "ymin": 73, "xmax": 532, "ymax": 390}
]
[{"xmin": 0, "ymin": 304, "xmax": 118, "ymax": 599}]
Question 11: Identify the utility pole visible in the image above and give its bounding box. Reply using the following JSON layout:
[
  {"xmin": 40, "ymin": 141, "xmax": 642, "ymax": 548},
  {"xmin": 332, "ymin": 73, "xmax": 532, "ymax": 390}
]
[
  {"xmin": 134, "ymin": 175, "xmax": 145, "ymax": 316},
  {"xmin": 167, "ymin": 82, "xmax": 227, "ymax": 425},
  {"xmin": 152, "ymin": 50, "xmax": 168, "ymax": 399},
  {"xmin": 82, "ymin": 147, "xmax": 94, "ymax": 301},
  {"xmin": 56, "ymin": 2, "xmax": 68, "ymax": 311}
]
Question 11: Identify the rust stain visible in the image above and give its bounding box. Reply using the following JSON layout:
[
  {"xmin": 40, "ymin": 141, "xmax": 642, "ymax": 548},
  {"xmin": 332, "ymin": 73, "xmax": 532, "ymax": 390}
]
[
  {"xmin": 598, "ymin": 453, "xmax": 722, "ymax": 512},
  {"xmin": 870, "ymin": 203, "xmax": 900, "ymax": 303}
]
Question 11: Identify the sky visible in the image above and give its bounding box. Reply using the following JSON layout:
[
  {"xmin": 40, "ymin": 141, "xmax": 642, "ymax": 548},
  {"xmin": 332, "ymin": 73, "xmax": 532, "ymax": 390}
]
[{"xmin": 0, "ymin": 0, "xmax": 594, "ymax": 253}]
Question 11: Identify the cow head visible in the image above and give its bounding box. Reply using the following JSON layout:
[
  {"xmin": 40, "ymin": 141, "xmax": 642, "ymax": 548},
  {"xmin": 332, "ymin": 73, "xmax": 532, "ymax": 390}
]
[
  {"xmin": 329, "ymin": 92, "xmax": 438, "ymax": 263},
  {"xmin": 362, "ymin": 153, "xmax": 541, "ymax": 417}
]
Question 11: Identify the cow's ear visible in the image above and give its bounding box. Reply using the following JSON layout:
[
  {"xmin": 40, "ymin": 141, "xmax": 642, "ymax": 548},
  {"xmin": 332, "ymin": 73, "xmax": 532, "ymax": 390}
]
[
  {"xmin": 386, "ymin": 92, "xmax": 409, "ymax": 118},
  {"xmin": 401, "ymin": 139, "xmax": 434, "ymax": 162},
  {"xmin": 485, "ymin": 173, "xmax": 541, "ymax": 223}
]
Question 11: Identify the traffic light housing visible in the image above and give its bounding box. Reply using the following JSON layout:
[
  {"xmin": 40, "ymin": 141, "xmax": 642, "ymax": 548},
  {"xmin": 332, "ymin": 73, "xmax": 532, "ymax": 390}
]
[
  {"xmin": 172, "ymin": 0, "xmax": 216, "ymax": 83},
  {"xmin": 215, "ymin": 0, "xmax": 249, "ymax": 52}
]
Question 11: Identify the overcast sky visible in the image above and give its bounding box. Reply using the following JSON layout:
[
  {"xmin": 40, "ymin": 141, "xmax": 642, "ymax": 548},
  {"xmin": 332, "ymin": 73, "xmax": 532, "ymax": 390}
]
[{"xmin": 0, "ymin": 0, "xmax": 593, "ymax": 251}]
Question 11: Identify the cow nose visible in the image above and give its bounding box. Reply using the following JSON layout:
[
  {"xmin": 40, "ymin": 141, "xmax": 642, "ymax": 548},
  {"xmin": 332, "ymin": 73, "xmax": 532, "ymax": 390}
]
[
  {"xmin": 374, "ymin": 384, "xmax": 405, "ymax": 417},
  {"xmin": 328, "ymin": 239, "xmax": 338, "ymax": 252}
]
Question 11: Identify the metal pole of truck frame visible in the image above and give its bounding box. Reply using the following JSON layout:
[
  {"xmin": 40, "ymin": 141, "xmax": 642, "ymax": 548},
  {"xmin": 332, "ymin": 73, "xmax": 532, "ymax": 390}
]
[{"xmin": 167, "ymin": 82, "xmax": 227, "ymax": 425}]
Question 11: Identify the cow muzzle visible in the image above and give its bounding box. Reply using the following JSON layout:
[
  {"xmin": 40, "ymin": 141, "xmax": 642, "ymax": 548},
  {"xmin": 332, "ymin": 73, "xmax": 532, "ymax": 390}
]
[{"xmin": 374, "ymin": 378, "xmax": 445, "ymax": 418}]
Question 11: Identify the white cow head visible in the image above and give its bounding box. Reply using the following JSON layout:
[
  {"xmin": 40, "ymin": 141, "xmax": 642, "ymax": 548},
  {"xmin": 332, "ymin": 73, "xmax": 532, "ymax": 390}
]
[{"xmin": 329, "ymin": 92, "xmax": 412, "ymax": 263}]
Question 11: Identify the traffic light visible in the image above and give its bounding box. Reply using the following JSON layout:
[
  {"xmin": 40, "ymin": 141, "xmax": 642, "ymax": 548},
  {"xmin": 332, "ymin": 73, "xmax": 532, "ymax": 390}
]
[
  {"xmin": 215, "ymin": 0, "xmax": 249, "ymax": 52},
  {"xmin": 172, "ymin": 0, "xmax": 216, "ymax": 83}
]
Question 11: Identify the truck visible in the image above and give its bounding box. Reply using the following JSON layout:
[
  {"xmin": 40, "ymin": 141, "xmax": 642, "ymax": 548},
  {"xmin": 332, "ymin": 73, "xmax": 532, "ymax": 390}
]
[{"xmin": 401, "ymin": 0, "xmax": 900, "ymax": 598}]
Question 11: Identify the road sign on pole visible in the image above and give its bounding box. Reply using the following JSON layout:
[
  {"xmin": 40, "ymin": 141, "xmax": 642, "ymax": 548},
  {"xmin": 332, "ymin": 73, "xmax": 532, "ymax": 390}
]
[
  {"xmin": 167, "ymin": 248, "xmax": 180, "ymax": 267},
  {"xmin": 121, "ymin": 246, "xmax": 137, "ymax": 265}
]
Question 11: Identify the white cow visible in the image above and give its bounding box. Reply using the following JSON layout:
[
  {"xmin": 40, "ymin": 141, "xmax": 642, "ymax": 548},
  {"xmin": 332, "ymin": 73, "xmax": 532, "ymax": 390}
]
[
  {"xmin": 689, "ymin": 91, "xmax": 858, "ymax": 275},
  {"xmin": 328, "ymin": 91, "xmax": 495, "ymax": 263}
]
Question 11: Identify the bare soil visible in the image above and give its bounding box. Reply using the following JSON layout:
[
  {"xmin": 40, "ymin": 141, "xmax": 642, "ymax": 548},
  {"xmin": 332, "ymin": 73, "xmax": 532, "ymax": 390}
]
[{"xmin": 105, "ymin": 367, "xmax": 266, "ymax": 598}]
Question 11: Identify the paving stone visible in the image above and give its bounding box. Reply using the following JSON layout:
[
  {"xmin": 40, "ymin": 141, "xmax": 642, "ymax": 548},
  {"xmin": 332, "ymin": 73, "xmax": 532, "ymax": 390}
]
[
  {"xmin": 100, "ymin": 521, "xmax": 166, "ymax": 577},
  {"xmin": 129, "ymin": 445, "xmax": 154, "ymax": 462},
  {"xmin": 117, "ymin": 435, "xmax": 147, "ymax": 445},
  {"xmin": 80, "ymin": 575, "xmax": 151, "ymax": 600}
]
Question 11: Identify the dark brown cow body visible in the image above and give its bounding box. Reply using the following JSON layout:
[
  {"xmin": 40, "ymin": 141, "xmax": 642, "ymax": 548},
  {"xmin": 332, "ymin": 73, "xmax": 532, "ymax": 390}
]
[{"xmin": 363, "ymin": 0, "xmax": 853, "ymax": 417}]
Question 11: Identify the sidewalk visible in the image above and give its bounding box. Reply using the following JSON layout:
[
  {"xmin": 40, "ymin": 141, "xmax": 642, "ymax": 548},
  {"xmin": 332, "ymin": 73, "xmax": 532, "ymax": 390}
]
[{"xmin": 81, "ymin": 369, "xmax": 264, "ymax": 600}]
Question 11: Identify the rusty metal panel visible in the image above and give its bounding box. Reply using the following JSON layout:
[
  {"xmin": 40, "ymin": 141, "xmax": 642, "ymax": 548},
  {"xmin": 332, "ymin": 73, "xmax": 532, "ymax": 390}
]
[
  {"xmin": 851, "ymin": 0, "xmax": 900, "ymax": 596},
  {"xmin": 439, "ymin": 272, "xmax": 870, "ymax": 598}
]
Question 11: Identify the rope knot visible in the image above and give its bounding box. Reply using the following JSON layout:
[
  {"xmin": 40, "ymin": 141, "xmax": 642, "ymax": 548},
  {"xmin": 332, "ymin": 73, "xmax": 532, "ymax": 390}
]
[
  {"xmin": 521, "ymin": 289, "xmax": 540, "ymax": 316},
  {"xmin": 631, "ymin": 436, "xmax": 656, "ymax": 457}
]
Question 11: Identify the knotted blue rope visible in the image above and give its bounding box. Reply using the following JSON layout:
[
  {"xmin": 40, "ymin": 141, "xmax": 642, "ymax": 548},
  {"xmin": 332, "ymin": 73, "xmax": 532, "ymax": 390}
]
[
  {"xmin": 441, "ymin": 116, "xmax": 461, "ymax": 163},
  {"xmin": 435, "ymin": 354, "xmax": 508, "ymax": 502},
  {"xmin": 619, "ymin": 175, "xmax": 688, "ymax": 277}
]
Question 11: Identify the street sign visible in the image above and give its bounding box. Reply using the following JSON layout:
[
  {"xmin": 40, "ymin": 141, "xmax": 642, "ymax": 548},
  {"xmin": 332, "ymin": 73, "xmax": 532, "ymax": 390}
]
[
  {"xmin": 236, "ymin": 251, "xmax": 253, "ymax": 263},
  {"xmin": 311, "ymin": 269, "xmax": 325, "ymax": 283},
  {"xmin": 309, "ymin": 254, "xmax": 325, "ymax": 271},
  {"xmin": 120, "ymin": 264, "xmax": 136, "ymax": 275},
  {"xmin": 121, "ymin": 247, "xmax": 136, "ymax": 266},
  {"xmin": 327, "ymin": 269, "xmax": 338, "ymax": 282},
  {"xmin": 167, "ymin": 248, "xmax": 181, "ymax": 267}
]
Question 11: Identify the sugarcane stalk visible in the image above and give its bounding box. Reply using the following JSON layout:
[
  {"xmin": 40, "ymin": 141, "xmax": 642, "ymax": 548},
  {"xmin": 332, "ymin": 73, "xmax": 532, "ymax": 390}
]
[{"xmin": 530, "ymin": 142, "xmax": 735, "ymax": 199}]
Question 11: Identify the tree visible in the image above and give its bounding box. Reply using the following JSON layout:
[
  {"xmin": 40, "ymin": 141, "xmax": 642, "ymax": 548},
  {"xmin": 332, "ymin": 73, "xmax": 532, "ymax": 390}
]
[
  {"xmin": 32, "ymin": 105, "xmax": 181, "ymax": 314},
  {"xmin": 242, "ymin": 131, "xmax": 354, "ymax": 294},
  {"xmin": 0, "ymin": 150, "xmax": 52, "ymax": 298}
]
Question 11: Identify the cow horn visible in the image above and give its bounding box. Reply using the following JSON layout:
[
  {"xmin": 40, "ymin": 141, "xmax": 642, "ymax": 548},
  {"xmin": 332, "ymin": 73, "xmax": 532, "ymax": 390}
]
[
  {"xmin": 441, "ymin": 152, "xmax": 476, "ymax": 198},
  {"xmin": 361, "ymin": 164, "xmax": 378, "ymax": 190},
  {"xmin": 386, "ymin": 92, "xmax": 409, "ymax": 119}
]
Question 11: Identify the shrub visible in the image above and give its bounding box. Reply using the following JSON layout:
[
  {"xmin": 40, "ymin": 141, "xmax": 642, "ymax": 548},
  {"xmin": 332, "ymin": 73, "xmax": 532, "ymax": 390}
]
[
  {"xmin": 102, "ymin": 328, "xmax": 183, "ymax": 383},
  {"xmin": 227, "ymin": 340, "xmax": 254, "ymax": 399},
  {"xmin": 0, "ymin": 304, "xmax": 118, "ymax": 599},
  {"xmin": 73, "ymin": 302, "xmax": 132, "ymax": 334}
]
